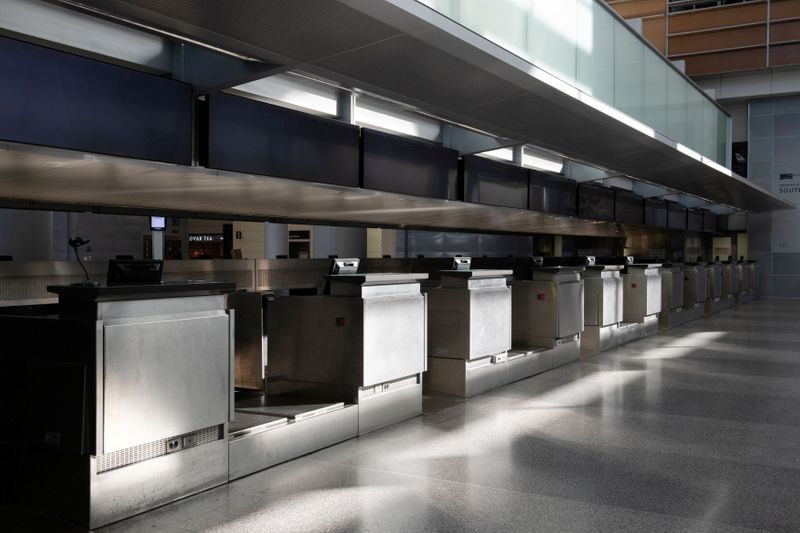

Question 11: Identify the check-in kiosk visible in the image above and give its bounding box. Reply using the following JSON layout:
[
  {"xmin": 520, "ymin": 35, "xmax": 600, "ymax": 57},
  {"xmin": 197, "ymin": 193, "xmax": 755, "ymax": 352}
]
[
  {"xmin": 716, "ymin": 257, "xmax": 737, "ymax": 313},
  {"xmin": 425, "ymin": 257, "xmax": 513, "ymax": 398},
  {"xmin": 265, "ymin": 258, "xmax": 427, "ymax": 435},
  {"xmin": 747, "ymin": 260, "xmax": 761, "ymax": 299},
  {"xmin": 682, "ymin": 262, "xmax": 708, "ymax": 323},
  {"xmin": 658, "ymin": 263, "xmax": 685, "ymax": 330},
  {"xmin": 471, "ymin": 256, "xmax": 585, "ymax": 382},
  {"xmin": 0, "ymin": 281, "xmax": 235, "ymax": 529},
  {"xmin": 736, "ymin": 257, "xmax": 753, "ymax": 304},
  {"xmin": 622, "ymin": 261, "xmax": 662, "ymax": 337},
  {"xmin": 581, "ymin": 256, "xmax": 642, "ymax": 353},
  {"xmin": 705, "ymin": 258, "xmax": 726, "ymax": 316}
]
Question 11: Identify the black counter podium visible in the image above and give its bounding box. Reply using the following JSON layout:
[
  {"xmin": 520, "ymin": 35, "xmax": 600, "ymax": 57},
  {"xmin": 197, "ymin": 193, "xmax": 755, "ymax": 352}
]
[{"xmin": 0, "ymin": 282, "xmax": 235, "ymax": 529}]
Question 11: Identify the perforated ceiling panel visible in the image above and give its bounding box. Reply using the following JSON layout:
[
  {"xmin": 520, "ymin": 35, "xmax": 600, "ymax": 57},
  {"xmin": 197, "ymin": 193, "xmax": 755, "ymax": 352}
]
[{"xmin": 73, "ymin": 0, "xmax": 403, "ymax": 64}]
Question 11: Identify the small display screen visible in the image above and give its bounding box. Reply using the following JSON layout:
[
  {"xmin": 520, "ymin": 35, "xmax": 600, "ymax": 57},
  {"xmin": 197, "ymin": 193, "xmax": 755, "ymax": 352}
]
[{"xmin": 150, "ymin": 216, "xmax": 166, "ymax": 231}]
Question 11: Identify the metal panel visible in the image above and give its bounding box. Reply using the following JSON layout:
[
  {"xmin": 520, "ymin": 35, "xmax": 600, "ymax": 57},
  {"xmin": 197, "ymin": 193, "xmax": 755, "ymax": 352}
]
[
  {"xmin": 228, "ymin": 405, "xmax": 358, "ymax": 481},
  {"xmin": 623, "ymin": 267, "xmax": 662, "ymax": 321},
  {"xmin": 362, "ymin": 293, "xmax": 426, "ymax": 386},
  {"xmin": 228, "ymin": 292, "xmax": 266, "ymax": 390},
  {"xmin": 357, "ymin": 380, "xmax": 421, "ymax": 434},
  {"xmin": 102, "ymin": 314, "xmax": 229, "ymax": 453}
]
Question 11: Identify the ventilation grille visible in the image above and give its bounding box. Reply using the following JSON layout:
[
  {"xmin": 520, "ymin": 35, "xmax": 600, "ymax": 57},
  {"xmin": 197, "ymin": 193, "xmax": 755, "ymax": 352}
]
[{"xmin": 96, "ymin": 425, "xmax": 222, "ymax": 473}]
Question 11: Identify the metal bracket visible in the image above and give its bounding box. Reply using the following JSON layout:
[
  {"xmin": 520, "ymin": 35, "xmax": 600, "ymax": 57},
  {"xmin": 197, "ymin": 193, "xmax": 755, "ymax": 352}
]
[
  {"xmin": 171, "ymin": 42, "xmax": 284, "ymax": 94},
  {"xmin": 440, "ymin": 124, "xmax": 518, "ymax": 155}
]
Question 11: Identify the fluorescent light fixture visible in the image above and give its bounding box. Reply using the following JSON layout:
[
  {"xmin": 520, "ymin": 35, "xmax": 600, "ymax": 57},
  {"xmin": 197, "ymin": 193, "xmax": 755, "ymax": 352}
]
[
  {"xmin": 235, "ymin": 75, "xmax": 338, "ymax": 116},
  {"xmin": 522, "ymin": 148, "xmax": 564, "ymax": 173},
  {"xmin": 479, "ymin": 148, "xmax": 514, "ymax": 162},
  {"xmin": 355, "ymin": 105, "xmax": 440, "ymax": 140}
]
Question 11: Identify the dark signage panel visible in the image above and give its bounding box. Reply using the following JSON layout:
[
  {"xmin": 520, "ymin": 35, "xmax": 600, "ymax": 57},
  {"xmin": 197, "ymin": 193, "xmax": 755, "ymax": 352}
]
[
  {"xmin": 0, "ymin": 37, "xmax": 192, "ymax": 164},
  {"xmin": 578, "ymin": 184, "xmax": 614, "ymax": 221},
  {"xmin": 206, "ymin": 93, "xmax": 360, "ymax": 187},
  {"xmin": 614, "ymin": 189, "xmax": 644, "ymax": 225},
  {"xmin": 667, "ymin": 203, "xmax": 688, "ymax": 230},
  {"xmin": 362, "ymin": 129, "xmax": 459, "ymax": 200},
  {"xmin": 462, "ymin": 155, "xmax": 529, "ymax": 209},
  {"xmin": 687, "ymin": 209, "xmax": 704, "ymax": 232},
  {"xmin": 644, "ymin": 199, "xmax": 668, "ymax": 228},
  {"xmin": 529, "ymin": 171, "xmax": 577, "ymax": 216},
  {"xmin": 703, "ymin": 211, "xmax": 717, "ymax": 233}
]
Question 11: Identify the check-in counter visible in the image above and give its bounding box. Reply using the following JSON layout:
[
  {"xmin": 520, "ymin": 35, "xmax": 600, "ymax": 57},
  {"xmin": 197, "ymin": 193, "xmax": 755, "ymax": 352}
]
[
  {"xmin": 425, "ymin": 257, "xmax": 512, "ymax": 398},
  {"xmin": 681, "ymin": 263, "xmax": 708, "ymax": 324},
  {"xmin": 0, "ymin": 282, "xmax": 235, "ymax": 529},
  {"xmin": 736, "ymin": 259, "xmax": 753, "ymax": 304},
  {"xmin": 622, "ymin": 262, "xmax": 662, "ymax": 336},
  {"xmin": 267, "ymin": 259, "xmax": 427, "ymax": 434},
  {"xmin": 658, "ymin": 263, "xmax": 685, "ymax": 330},
  {"xmin": 747, "ymin": 260, "xmax": 761, "ymax": 299},
  {"xmin": 580, "ymin": 256, "xmax": 643, "ymax": 352},
  {"xmin": 705, "ymin": 260, "xmax": 728, "ymax": 315},
  {"xmin": 721, "ymin": 260, "xmax": 738, "ymax": 300}
]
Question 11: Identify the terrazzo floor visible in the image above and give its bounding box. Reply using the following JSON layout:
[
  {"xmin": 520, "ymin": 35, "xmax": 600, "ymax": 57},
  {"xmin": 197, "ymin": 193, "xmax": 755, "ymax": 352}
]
[{"xmin": 6, "ymin": 299, "xmax": 800, "ymax": 532}]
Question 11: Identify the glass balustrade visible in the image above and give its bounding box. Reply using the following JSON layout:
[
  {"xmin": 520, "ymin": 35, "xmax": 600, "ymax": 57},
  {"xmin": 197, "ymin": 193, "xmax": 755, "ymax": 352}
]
[{"xmin": 418, "ymin": 0, "xmax": 730, "ymax": 165}]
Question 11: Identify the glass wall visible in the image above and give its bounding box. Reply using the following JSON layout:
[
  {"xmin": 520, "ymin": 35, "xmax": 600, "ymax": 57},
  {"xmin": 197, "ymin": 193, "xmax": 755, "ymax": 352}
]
[{"xmin": 419, "ymin": 0, "xmax": 730, "ymax": 165}]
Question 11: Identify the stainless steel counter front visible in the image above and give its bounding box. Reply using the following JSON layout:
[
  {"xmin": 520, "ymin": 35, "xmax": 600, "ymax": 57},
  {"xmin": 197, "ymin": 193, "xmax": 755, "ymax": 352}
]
[{"xmin": 623, "ymin": 264, "xmax": 662, "ymax": 324}]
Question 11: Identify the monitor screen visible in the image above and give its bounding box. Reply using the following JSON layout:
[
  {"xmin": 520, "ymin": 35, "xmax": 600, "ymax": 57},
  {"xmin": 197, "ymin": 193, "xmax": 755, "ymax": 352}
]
[
  {"xmin": 205, "ymin": 93, "xmax": 360, "ymax": 187},
  {"xmin": 578, "ymin": 184, "xmax": 614, "ymax": 221},
  {"xmin": 644, "ymin": 199, "xmax": 668, "ymax": 228},
  {"xmin": 150, "ymin": 216, "xmax": 166, "ymax": 231},
  {"xmin": 106, "ymin": 260, "xmax": 163, "ymax": 286},
  {"xmin": 614, "ymin": 189, "xmax": 643, "ymax": 225},
  {"xmin": 462, "ymin": 155, "xmax": 528, "ymax": 209},
  {"xmin": 362, "ymin": 129, "xmax": 459, "ymax": 200},
  {"xmin": 667, "ymin": 203, "xmax": 688, "ymax": 230},
  {"xmin": 529, "ymin": 171, "xmax": 577, "ymax": 216}
]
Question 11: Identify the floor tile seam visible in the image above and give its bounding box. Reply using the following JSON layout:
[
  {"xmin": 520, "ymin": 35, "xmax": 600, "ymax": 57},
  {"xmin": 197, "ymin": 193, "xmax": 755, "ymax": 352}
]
[{"xmin": 296, "ymin": 458, "xmax": 771, "ymax": 532}]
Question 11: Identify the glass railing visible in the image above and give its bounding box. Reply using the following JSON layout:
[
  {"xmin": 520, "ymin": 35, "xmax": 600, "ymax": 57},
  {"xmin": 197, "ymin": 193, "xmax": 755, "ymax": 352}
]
[{"xmin": 418, "ymin": 0, "xmax": 729, "ymax": 165}]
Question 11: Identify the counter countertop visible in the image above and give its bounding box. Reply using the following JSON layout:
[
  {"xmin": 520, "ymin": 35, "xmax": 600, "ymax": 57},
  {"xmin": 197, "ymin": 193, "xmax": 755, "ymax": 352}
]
[{"xmin": 47, "ymin": 281, "xmax": 236, "ymax": 301}]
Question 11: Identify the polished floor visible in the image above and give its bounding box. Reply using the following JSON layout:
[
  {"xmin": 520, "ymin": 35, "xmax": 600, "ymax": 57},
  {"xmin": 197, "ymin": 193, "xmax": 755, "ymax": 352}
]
[{"xmin": 10, "ymin": 299, "xmax": 800, "ymax": 532}]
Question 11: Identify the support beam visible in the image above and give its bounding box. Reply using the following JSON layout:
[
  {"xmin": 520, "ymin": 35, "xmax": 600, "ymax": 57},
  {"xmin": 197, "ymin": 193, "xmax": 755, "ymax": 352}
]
[
  {"xmin": 171, "ymin": 43, "xmax": 284, "ymax": 94},
  {"xmin": 338, "ymin": 90, "xmax": 357, "ymax": 125},
  {"xmin": 440, "ymin": 124, "xmax": 518, "ymax": 155}
]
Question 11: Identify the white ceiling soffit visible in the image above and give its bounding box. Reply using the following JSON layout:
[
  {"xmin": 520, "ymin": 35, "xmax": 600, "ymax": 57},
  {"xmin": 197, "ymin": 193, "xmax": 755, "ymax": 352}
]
[
  {"xmin": 57, "ymin": 0, "xmax": 792, "ymax": 213},
  {"xmin": 0, "ymin": 142, "xmax": 626, "ymax": 237}
]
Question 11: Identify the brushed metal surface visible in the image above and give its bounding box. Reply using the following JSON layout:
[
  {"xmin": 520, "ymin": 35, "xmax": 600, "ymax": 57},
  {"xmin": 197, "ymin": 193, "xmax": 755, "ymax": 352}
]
[
  {"xmin": 660, "ymin": 267, "xmax": 684, "ymax": 312},
  {"xmin": 102, "ymin": 313, "xmax": 229, "ymax": 453},
  {"xmin": 357, "ymin": 381, "xmax": 422, "ymax": 435},
  {"xmin": 511, "ymin": 272, "xmax": 583, "ymax": 348},
  {"xmin": 623, "ymin": 267, "xmax": 662, "ymax": 322},
  {"xmin": 424, "ymin": 355, "xmax": 509, "ymax": 398},
  {"xmin": 89, "ymin": 438, "xmax": 228, "ymax": 529},
  {"xmin": 268, "ymin": 280, "xmax": 426, "ymax": 388},
  {"xmin": 683, "ymin": 265, "xmax": 707, "ymax": 306},
  {"xmin": 581, "ymin": 270, "xmax": 623, "ymax": 327},
  {"xmin": 426, "ymin": 278, "xmax": 511, "ymax": 361},
  {"xmin": 228, "ymin": 405, "xmax": 358, "ymax": 481},
  {"xmin": 707, "ymin": 264, "xmax": 722, "ymax": 300},
  {"xmin": 737, "ymin": 264, "xmax": 749, "ymax": 293},
  {"xmin": 748, "ymin": 263, "xmax": 760, "ymax": 290},
  {"xmin": 0, "ymin": 142, "xmax": 628, "ymax": 237}
]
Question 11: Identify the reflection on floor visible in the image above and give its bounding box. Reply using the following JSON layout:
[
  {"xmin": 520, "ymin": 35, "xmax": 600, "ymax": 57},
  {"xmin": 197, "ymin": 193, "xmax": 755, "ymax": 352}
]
[{"xmin": 5, "ymin": 300, "xmax": 800, "ymax": 532}]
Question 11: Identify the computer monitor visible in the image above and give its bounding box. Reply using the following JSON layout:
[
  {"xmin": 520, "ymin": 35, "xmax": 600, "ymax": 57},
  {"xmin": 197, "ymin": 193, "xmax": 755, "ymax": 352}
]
[
  {"xmin": 106, "ymin": 260, "xmax": 163, "ymax": 286},
  {"xmin": 150, "ymin": 216, "xmax": 166, "ymax": 231}
]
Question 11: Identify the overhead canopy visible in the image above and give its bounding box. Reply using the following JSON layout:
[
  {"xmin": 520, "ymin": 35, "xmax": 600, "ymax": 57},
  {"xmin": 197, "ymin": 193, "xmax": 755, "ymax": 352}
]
[
  {"xmin": 62, "ymin": 0, "xmax": 792, "ymax": 213},
  {"xmin": 0, "ymin": 142, "xmax": 626, "ymax": 237}
]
